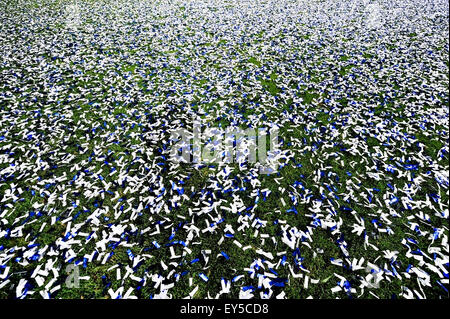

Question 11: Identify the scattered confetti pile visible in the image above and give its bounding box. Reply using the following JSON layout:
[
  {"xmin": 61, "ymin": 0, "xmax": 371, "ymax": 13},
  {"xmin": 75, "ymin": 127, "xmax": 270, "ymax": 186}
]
[{"xmin": 0, "ymin": 0, "xmax": 449, "ymax": 299}]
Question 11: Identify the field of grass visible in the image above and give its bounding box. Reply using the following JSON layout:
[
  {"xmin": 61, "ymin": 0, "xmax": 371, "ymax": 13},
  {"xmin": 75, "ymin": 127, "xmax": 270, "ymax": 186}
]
[{"xmin": 0, "ymin": 0, "xmax": 448, "ymax": 299}]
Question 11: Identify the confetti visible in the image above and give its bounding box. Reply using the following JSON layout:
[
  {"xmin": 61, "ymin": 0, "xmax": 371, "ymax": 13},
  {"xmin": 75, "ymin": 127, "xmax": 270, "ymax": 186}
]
[{"xmin": 0, "ymin": 0, "xmax": 448, "ymax": 300}]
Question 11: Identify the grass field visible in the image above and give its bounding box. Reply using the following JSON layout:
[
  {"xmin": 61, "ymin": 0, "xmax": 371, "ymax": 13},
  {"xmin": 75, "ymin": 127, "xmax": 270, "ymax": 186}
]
[{"xmin": 0, "ymin": 0, "xmax": 448, "ymax": 299}]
